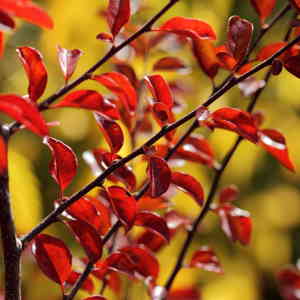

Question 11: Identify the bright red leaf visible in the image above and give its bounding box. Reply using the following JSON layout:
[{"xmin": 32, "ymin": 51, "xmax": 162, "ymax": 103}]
[
  {"xmin": 250, "ymin": 0, "xmax": 276, "ymax": 25},
  {"xmin": 259, "ymin": 129, "xmax": 295, "ymax": 172},
  {"xmin": 167, "ymin": 287, "xmax": 200, "ymax": 300},
  {"xmin": 0, "ymin": 94, "xmax": 48, "ymax": 136},
  {"xmin": 0, "ymin": 136, "xmax": 7, "ymax": 175},
  {"xmin": 148, "ymin": 156, "xmax": 171, "ymax": 197},
  {"xmin": 66, "ymin": 271, "xmax": 94, "ymax": 293},
  {"xmin": 219, "ymin": 185, "xmax": 239, "ymax": 204},
  {"xmin": 57, "ymin": 45, "xmax": 82, "ymax": 83},
  {"xmin": 171, "ymin": 172, "xmax": 204, "ymax": 206},
  {"xmin": 43, "ymin": 137, "xmax": 78, "ymax": 191},
  {"xmin": 0, "ymin": 32, "xmax": 4, "ymax": 57},
  {"xmin": 153, "ymin": 57, "xmax": 187, "ymax": 72},
  {"xmin": 137, "ymin": 196, "xmax": 169, "ymax": 212},
  {"xmin": 52, "ymin": 90, "xmax": 120, "ymax": 119},
  {"xmin": 227, "ymin": 16, "xmax": 253, "ymax": 63},
  {"xmin": 93, "ymin": 72, "xmax": 137, "ymax": 113},
  {"xmin": 17, "ymin": 46, "xmax": 48, "ymax": 102},
  {"xmin": 215, "ymin": 203, "xmax": 252, "ymax": 245},
  {"xmin": 66, "ymin": 220, "xmax": 103, "ymax": 263},
  {"xmin": 190, "ymin": 246, "xmax": 223, "ymax": 274},
  {"xmin": 209, "ymin": 107, "xmax": 258, "ymax": 143},
  {"xmin": 107, "ymin": 186, "xmax": 137, "ymax": 230},
  {"xmin": 83, "ymin": 297, "xmax": 106, "ymax": 300},
  {"xmin": 277, "ymin": 266, "xmax": 300, "ymax": 300},
  {"xmin": 32, "ymin": 234, "xmax": 72, "ymax": 287},
  {"xmin": 135, "ymin": 211, "xmax": 170, "ymax": 242},
  {"xmin": 256, "ymin": 42, "xmax": 287, "ymax": 61},
  {"xmin": 107, "ymin": 0, "xmax": 130, "ymax": 38},
  {"xmin": 94, "ymin": 113, "xmax": 124, "ymax": 153}
]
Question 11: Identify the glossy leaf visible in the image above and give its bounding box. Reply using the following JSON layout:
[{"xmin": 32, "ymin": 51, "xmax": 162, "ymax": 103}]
[
  {"xmin": 145, "ymin": 74, "xmax": 174, "ymax": 108},
  {"xmin": 250, "ymin": 0, "xmax": 276, "ymax": 24},
  {"xmin": 16, "ymin": 46, "xmax": 48, "ymax": 102},
  {"xmin": 190, "ymin": 246, "xmax": 223, "ymax": 273},
  {"xmin": 158, "ymin": 17, "xmax": 216, "ymax": 40},
  {"xmin": 0, "ymin": 9, "xmax": 15, "ymax": 31},
  {"xmin": 93, "ymin": 72, "xmax": 137, "ymax": 113},
  {"xmin": 107, "ymin": 186, "xmax": 137, "ymax": 230},
  {"xmin": 259, "ymin": 129, "xmax": 295, "ymax": 172},
  {"xmin": 57, "ymin": 46, "xmax": 82, "ymax": 83},
  {"xmin": 171, "ymin": 172, "xmax": 204, "ymax": 206},
  {"xmin": 32, "ymin": 234, "xmax": 72, "ymax": 287},
  {"xmin": 153, "ymin": 57, "xmax": 187, "ymax": 71},
  {"xmin": 0, "ymin": 94, "xmax": 49, "ymax": 136},
  {"xmin": 0, "ymin": 0, "xmax": 53, "ymax": 29},
  {"xmin": 66, "ymin": 220, "xmax": 103, "ymax": 263},
  {"xmin": 107, "ymin": 0, "xmax": 130, "ymax": 38},
  {"xmin": 215, "ymin": 204, "xmax": 252, "ymax": 245},
  {"xmin": 219, "ymin": 185, "xmax": 239, "ymax": 204},
  {"xmin": 135, "ymin": 211, "xmax": 170, "ymax": 242},
  {"xmin": 148, "ymin": 156, "xmax": 171, "ymax": 197},
  {"xmin": 94, "ymin": 113, "xmax": 124, "ymax": 153},
  {"xmin": 43, "ymin": 137, "xmax": 78, "ymax": 191},
  {"xmin": 210, "ymin": 107, "xmax": 258, "ymax": 143},
  {"xmin": 66, "ymin": 271, "xmax": 94, "ymax": 293},
  {"xmin": 53, "ymin": 90, "xmax": 120, "ymax": 119},
  {"xmin": 136, "ymin": 230, "xmax": 166, "ymax": 252},
  {"xmin": 227, "ymin": 16, "xmax": 253, "ymax": 63}
]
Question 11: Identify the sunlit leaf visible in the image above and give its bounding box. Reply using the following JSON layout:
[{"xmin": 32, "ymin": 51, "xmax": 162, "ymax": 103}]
[{"xmin": 250, "ymin": 0, "xmax": 276, "ymax": 25}]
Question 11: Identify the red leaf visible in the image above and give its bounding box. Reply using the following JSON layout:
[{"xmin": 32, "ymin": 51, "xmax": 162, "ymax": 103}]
[
  {"xmin": 153, "ymin": 57, "xmax": 187, "ymax": 71},
  {"xmin": 0, "ymin": 136, "xmax": 7, "ymax": 175},
  {"xmin": 92, "ymin": 149, "xmax": 136, "ymax": 191},
  {"xmin": 43, "ymin": 137, "xmax": 78, "ymax": 191},
  {"xmin": 137, "ymin": 196, "xmax": 169, "ymax": 212},
  {"xmin": 215, "ymin": 204, "xmax": 252, "ymax": 245},
  {"xmin": 291, "ymin": 0, "xmax": 300, "ymax": 11},
  {"xmin": 167, "ymin": 287, "xmax": 200, "ymax": 300},
  {"xmin": 210, "ymin": 107, "xmax": 258, "ymax": 143},
  {"xmin": 107, "ymin": 0, "xmax": 130, "ymax": 38},
  {"xmin": 0, "ymin": 94, "xmax": 48, "ymax": 136},
  {"xmin": 148, "ymin": 156, "xmax": 171, "ymax": 197},
  {"xmin": 227, "ymin": 16, "xmax": 253, "ymax": 63},
  {"xmin": 256, "ymin": 42, "xmax": 287, "ymax": 61},
  {"xmin": 83, "ymin": 297, "xmax": 106, "ymax": 300},
  {"xmin": 107, "ymin": 186, "xmax": 137, "ymax": 230},
  {"xmin": 151, "ymin": 102, "xmax": 174, "ymax": 125},
  {"xmin": 284, "ymin": 55, "xmax": 300, "ymax": 78},
  {"xmin": 259, "ymin": 129, "xmax": 295, "ymax": 172},
  {"xmin": 32, "ymin": 234, "xmax": 72, "ymax": 287},
  {"xmin": 192, "ymin": 39, "xmax": 219, "ymax": 78},
  {"xmin": 136, "ymin": 230, "xmax": 166, "ymax": 252},
  {"xmin": 66, "ymin": 271, "xmax": 94, "ymax": 293},
  {"xmin": 171, "ymin": 172, "xmax": 204, "ymax": 206},
  {"xmin": 277, "ymin": 266, "xmax": 300, "ymax": 300},
  {"xmin": 66, "ymin": 220, "xmax": 103, "ymax": 263},
  {"xmin": 219, "ymin": 185, "xmax": 239, "ymax": 204},
  {"xmin": 93, "ymin": 72, "xmax": 137, "ymax": 113},
  {"xmin": 135, "ymin": 211, "xmax": 170, "ymax": 242},
  {"xmin": 57, "ymin": 45, "xmax": 82, "ymax": 83},
  {"xmin": 158, "ymin": 17, "xmax": 216, "ymax": 40},
  {"xmin": 0, "ymin": 9, "xmax": 15, "ymax": 31},
  {"xmin": 190, "ymin": 246, "xmax": 223, "ymax": 273},
  {"xmin": 145, "ymin": 75, "xmax": 174, "ymax": 108},
  {"xmin": 17, "ymin": 46, "xmax": 47, "ymax": 102},
  {"xmin": 96, "ymin": 32, "xmax": 114, "ymax": 43},
  {"xmin": 250, "ymin": 0, "xmax": 276, "ymax": 25},
  {"xmin": 94, "ymin": 113, "xmax": 124, "ymax": 153},
  {"xmin": 52, "ymin": 90, "xmax": 120, "ymax": 119},
  {"xmin": 0, "ymin": 32, "xmax": 4, "ymax": 57},
  {"xmin": 0, "ymin": 0, "xmax": 53, "ymax": 29}
]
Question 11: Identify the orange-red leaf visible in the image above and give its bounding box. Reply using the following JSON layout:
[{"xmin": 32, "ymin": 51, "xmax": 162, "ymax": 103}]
[
  {"xmin": 153, "ymin": 57, "xmax": 187, "ymax": 72},
  {"xmin": 219, "ymin": 185, "xmax": 239, "ymax": 204},
  {"xmin": 250, "ymin": 0, "xmax": 276, "ymax": 25}
]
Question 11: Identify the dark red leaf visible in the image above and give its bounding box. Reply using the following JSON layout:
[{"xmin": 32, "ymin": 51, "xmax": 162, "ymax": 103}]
[
  {"xmin": 43, "ymin": 137, "xmax": 78, "ymax": 191},
  {"xmin": 0, "ymin": 0, "xmax": 53, "ymax": 29},
  {"xmin": 135, "ymin": 211, "xmax": 170, "ymax": 242},
  {"xmin": 107, "ymin": 0, "xmax": 130, "ymax": 38},
  {"xmin": 151, "ymin": 102, "xmax": 174, "ymax": 124},
  {"xmin": 114, "ymin": 63, "xmax": 138, "ymax": 88},
  {"xmin": 94, "ymin": 113, "xmax": 124, "ymax": 153},
  {"xmin": 66, "ymin": 271, "xmax": 94, "ymax": 293},
  {"xmin": 93, "ymin": 72, "xmax": 137, "ymax": 113},
  {"xmin": 0, "ymin": 9, "xmax": 15, "ymax": 31},
  {"xmin": 259, "ymin": 129, "xmax": 295, "ymax": 172},
  {"xmin": 57, "ymin": 46, "xmax": 82, "ymax": 83},
  {"xmin": 171, "ymin": 172, "xmax": 204, "ymax": 206},
  {"xmin": 66, "ymin": 220, "xmax": 103, "ymax": 263},
  {"xmin": 227, "ymin": 16, "xmax": 253, "ymax": 63},
  {"xmin": 250, "ymin": 0, "xmax": 276, "ymax": 25},
  {"xmin": 107, "ymin": 186, "xmax": 137, "ymax": 230},
  {"xmin": 148, "ymin": 156, "xmax": 171, "ymax": 197},
  {"xmin": 158, "ymin": 17, "xmax": 216, "ymax": 40},
  {"xmin": 145, "ymin": 74, "xmax": 174, "ymax": 108},
  {"xmin": 215, "ymin": 203, "xmax": 252, "ymax": 245},
  {"xmin": 219, "ymin": 185, "xmax": 239, "ymax": 204},
  {"xmin": 167, "ymin": 287, "xmax": 200, "ymax": 300},
  {"xmin": 0, "ymin": 136, "xmax": 7, "ymax": 175},
  {"xmin": 17, "ymin": 46, "xmax": 47, "ymax": 102},
  {"xmin": 0, "ymin": 94, "xmax": 48, "ymax": 136},
  {"xmin": 136, "ymin": 230, "xmax": 166, "ymax": 252},
  {"xmin": 32, "ymin": 234, "xmax": 72, "ymax": 287},
  {"xmin": 291, "ymin": 0, "xmax": 300, "ymax": 11},
  {"xmin": 210, "ymin": 107, "xmax": 258, "ymax": 143},
  {"xmin": 52, "ymin": 90, "xmax": 120, "ymax": 119},
  {"xmin": 153, "ymin": 57, "xmax": 187, "ymax": 72},
  {"xmin": 277, "ymin": 266, "xmax": 300, "ymax": 300},
  {"xmin": 83, "ymin": 297, "xmax": 106, "ymax": 300},
  {"xmin": 96, "ymin": 32, "xmax": 114, "ymax": 43},
  {"xmin": 271, "ymin": 59, "xmax": 283, "ymax": 76},
  {"xmin": 284, "ymin": 55, "xmax": 300, "ymax": 78},
  {"xmin": 190, "ymin": 246, "xmax": 223, "ymax": 273}
]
